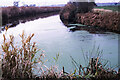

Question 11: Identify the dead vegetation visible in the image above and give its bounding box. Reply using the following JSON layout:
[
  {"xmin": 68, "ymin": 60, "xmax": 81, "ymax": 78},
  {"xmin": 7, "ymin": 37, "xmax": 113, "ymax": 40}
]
[
  {"xmin": 76, "ymin": 12, "xmax": 120, "ymax": 33},
  {"xmin": 1, "ymin": 30, "xmax": 45, "ymax": 79}
]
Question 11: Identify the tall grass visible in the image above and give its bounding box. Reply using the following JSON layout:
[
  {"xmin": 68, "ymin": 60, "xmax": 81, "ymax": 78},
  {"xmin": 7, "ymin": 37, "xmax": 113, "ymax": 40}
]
[
  {"xmin": 1, "ymin": 30, "xmax": 64, "ymax": 79},
  {"xmin": 1, "ymin": 30, "xmax": 45, "ymax": 79}
]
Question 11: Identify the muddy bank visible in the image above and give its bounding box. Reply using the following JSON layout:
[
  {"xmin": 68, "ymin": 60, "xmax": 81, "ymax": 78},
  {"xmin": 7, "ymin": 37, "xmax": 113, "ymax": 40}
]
[
  {"xmin": 60, "ymin": 2, "xmax": 120, "ymax": 33},
  {"xmin": 2, "ymin": 6, "xmax": 61, "ymax": 27}
]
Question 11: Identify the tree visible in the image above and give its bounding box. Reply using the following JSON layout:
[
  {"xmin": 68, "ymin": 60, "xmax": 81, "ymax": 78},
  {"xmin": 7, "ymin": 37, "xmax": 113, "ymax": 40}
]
[{"xmin": 13, "ymin": 1, "xmax": 19, "ymax": 7}]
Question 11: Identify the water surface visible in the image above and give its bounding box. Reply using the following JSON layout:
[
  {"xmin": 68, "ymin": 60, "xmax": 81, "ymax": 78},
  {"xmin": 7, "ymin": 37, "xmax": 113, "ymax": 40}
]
[{"xmin": 0, "ymin": 15, "xmax": 119, "ymax": 73}]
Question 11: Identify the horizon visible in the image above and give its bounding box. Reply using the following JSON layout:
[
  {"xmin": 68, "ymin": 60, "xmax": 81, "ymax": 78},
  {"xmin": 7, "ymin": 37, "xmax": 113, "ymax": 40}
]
[{"xmin": 0, "ymin": 0, "xmax": 119, "ymax": 7}]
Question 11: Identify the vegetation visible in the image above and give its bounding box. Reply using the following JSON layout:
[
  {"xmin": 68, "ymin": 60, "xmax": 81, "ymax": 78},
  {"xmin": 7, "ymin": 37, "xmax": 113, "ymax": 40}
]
[
  {"xmin": 68, "ymin": 11, "xmax": 120, "ymax": 33},
  {"xmin": 2, "ymin": 6, "xmax": 61, "ymax": 26},
  {"xmin": 1, "ymin": 30, "xmax": 45, "ymax": 79},
  {"xmin": 68, "ymin": 47, "xmax": 120, "ymax": 80},
  {"xmin": 95, "ymin": 6, "xmax": 120, "ymax": 12}
]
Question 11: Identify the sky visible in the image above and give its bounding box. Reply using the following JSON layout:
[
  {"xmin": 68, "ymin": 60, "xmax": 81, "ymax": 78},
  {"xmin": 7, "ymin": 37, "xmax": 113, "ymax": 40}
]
[
  {"xmin": 0, "ymin": 0, "xmax": 119, "ymax": 7},
  {"xmin": 0, "ymin": 0, "xmax": 68, "ymax": 6}
]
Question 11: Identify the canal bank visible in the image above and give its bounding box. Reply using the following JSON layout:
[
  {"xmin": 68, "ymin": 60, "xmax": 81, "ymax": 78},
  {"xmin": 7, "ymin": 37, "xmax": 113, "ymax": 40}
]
[
  {"xmin": 60, "ymin": 2, "xmax": 120, "ymax": 33},
  {"xmin": 1, "ymin": 6, "xmax": 61, "ymax": 28}
]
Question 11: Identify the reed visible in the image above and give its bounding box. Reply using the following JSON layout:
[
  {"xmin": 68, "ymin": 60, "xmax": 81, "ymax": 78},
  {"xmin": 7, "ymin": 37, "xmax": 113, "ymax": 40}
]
[
  {"xmin": 66, "ymin": 46, "xmax": 119, "ymax": 79},
  {"xmin": 1, "ymin": 30, "xmax": 45, "ymax": 79}
]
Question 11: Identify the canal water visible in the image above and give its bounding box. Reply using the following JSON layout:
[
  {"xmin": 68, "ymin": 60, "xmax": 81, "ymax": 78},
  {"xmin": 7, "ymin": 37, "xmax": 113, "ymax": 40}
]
[{"xmin": 0, "ymin": 15, "xmax": 119, "ymax": 74}]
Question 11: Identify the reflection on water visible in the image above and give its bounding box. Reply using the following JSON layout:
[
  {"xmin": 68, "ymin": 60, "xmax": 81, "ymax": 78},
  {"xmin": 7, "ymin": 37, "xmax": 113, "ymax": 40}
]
[{"xmin": 0, "ymin": 15, "xmax": 119, "ymax": 72}]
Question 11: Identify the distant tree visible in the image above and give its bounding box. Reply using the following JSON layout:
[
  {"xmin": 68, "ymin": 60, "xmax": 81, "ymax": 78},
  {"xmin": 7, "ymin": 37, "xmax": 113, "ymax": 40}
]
[
  {"xmin": 13, "ymin": 1, "xmax": 19, "ymax": 7},
  {"xmin": 23, "ymin": 4, "xmax": 29, "ymax": 7},
  {"xmin": 29, "ymin": 4, "xmax": 36, "ymax": 7}
]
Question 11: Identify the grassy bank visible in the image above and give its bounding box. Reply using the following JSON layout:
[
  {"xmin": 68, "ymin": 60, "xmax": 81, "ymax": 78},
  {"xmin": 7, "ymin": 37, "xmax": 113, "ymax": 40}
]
[{"xmin": 2, "ymin": 6, "xmax": 61, "ymax": 26}]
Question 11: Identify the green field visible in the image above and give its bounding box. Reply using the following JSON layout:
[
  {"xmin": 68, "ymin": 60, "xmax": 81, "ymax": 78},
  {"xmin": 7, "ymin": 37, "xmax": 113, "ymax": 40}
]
[{"xmin": 95, "ymin": 6, "xmax": 120, "ymax": 12}]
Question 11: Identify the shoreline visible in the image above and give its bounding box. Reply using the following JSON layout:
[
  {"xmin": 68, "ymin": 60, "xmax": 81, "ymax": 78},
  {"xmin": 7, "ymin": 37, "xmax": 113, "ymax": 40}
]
[
  {"xmin": 1, "ymin": 6, "xmax": 61, "ymax": 28},
  {"xmin": 60, "ymin": 2, "xmax": 120, "ymax": 34},
  {"xmin": 61, "ymin": 11, "xmax": 120, "ymax": 34},
  {"xmin": 67, "ymin": 12, "xmax": 120, "ymax": 34}
]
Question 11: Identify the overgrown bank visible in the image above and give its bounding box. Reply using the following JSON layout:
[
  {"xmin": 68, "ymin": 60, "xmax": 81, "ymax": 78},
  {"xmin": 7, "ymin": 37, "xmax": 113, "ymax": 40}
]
[
  {"xmin": 2, "ymin": 6, "xmax": 61, "ymax": 27},
  {"xmin": 60, "ymin": 2, "xmax": 120, "ymax": 33}
]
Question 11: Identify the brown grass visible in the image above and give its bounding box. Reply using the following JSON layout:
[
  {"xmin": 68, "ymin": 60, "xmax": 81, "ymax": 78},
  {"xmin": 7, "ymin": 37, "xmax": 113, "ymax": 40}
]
[
  {"xmin": 76, "ymin": 12, "xmax": 120, "ymax": 33},
  {"xmin": 1, "ymin": 31, "xmax": 45, "ymax": 79}
]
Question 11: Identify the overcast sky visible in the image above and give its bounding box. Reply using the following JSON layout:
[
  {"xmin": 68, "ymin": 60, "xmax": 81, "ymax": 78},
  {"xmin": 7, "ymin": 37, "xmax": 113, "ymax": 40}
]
[{"xmin": 0, "ymin": 0, "xmax": 119, "ymax": 7}]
